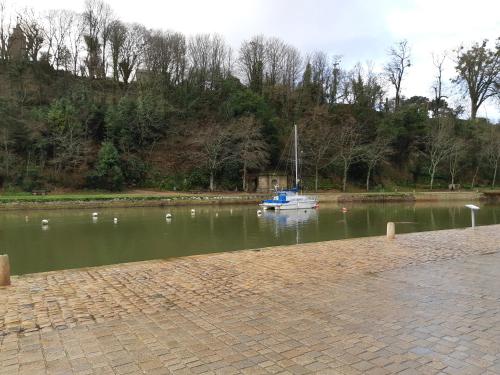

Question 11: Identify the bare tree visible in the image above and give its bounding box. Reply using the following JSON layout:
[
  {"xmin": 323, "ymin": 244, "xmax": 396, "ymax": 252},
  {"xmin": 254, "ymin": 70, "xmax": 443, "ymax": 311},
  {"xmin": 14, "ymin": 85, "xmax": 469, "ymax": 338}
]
[
  {"xmin": 82, "ymin": 0, "xmax": 101, "ymax": 78},
  {"xmin": 448, "ymin": 138, "xmax": 467, "ymax": 187},
  {"xmin": 234, "ymin": 116, "xmax": 269, "ymax": 191},
  {"xmin": 384, "ymin": 40, "xmax": 411, "ymax": 109},
  {"xmin": 187, "ymin": 33, "xmax": 229, "ymax": 90},
  {"xmin": 310, "ymin": 51, "xmax": 331, "ymax": 106},
  {"xmin": 67, "ymin": 11, "xmax": 84, "ymax": 75},
  {"xmin": 483, "ymin": 128, "xmax": 500, "ymax": 188},
  {"xmin": 209, "ymin": 34, "xmax": 231, "ymax": 84},
  {"xmin": 238, "ymin": 35, "xmax": 265, "ymax": 93},
  {"xmin": 453, "ymin": 39, "xmax": 500, "ymax": 119},
  {"xmin": 0, "ymin": 0, "xmax": 11, "ymax": 61},
  {"xmin": 43, "ymin": 10, "xmax": 56, "ymax": 64},
  {"xmin": 192, "ymin": 124, "xmax": 236, "ymax": 191},
  {"xmin": 362, "ymin": 135, "xmax": 392, "ymax": 191},
  {"xmin": 336, "ymin": 119, "xmax": 362, "ymax": 192},
  {"xmin": 18, "ymin": 8, "xmax": 44, "ymax": 62},
  {"xmin": 187, "ymin": 33, "xmax": 210, "ymax": 88},
  {"xmin": 264, "ymin": 37, "xmax": 286, "ymax": 86},
  {"xmin": 422, "ymin": 118, "xmax": 455, "ymax": 190},
  {"xmin": 144, "ymin": 30, "xmax": 186, "ymax": 86},
  {"xmin": 281, "ymin": 44, "xmax": 302, "ymax": 113},
  {"xmin": 99, "ymin": 5, "xmax": 113, "ymax": 76},
  {"xmin": 82, "ymin": 0, "xmax": 112, "ymax": 78},
  {"xmin": 43, "ymin": 10, "xmax": 75, "ymax": 69},
  {"xmin": 300, "ymin": 110, "xmax": 336, "ymax": 191},
  {"xmin": 108, "ymin": 20, "xmax": 126, "ymax": 81},
  {"xmin": 118, "ymin": 23, "xmax": 146, "ymax": 84},
  {"xmin": 431, "ymin": 52, "xmax": 448, "ymax": 117},
  {"xmin": 282, "ymin": 44, "xmax": 302, "ymax": 90}
]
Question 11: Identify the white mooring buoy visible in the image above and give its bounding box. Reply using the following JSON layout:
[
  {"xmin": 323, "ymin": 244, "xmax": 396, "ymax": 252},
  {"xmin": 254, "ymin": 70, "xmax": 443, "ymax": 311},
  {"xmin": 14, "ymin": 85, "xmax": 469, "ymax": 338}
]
[
  {"xmin": 191, "ymin": 209, "xmax": 196, "ymax": 215},
  {"xmin": 41, "ymin": 219, "xmax": 49, "ymax": 226},
  {"xmin": 257, "ymin": 210, "xmax": 262, "ymax": 216},
  {"xmin": 92, "ymin": 212, "xmax": 99, "ymax": 218},
  {"xmin": 166, "ymin": 213, "xmax": 172, "ymax": 219},
  {"xmin": 113, "ymin": 217, "xmax": 118, "ymax": 224}
]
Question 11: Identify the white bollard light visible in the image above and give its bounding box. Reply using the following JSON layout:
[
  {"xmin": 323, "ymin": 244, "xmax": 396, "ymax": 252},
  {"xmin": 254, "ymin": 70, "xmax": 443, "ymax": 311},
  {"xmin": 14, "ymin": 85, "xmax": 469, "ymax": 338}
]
[
  {"xmin": 387, "ymin": 222, "xmax": 395, "ymax": 240},
  {"xmin": 465, "ymin": 204, "xmax": 480, "ymax": 228}
]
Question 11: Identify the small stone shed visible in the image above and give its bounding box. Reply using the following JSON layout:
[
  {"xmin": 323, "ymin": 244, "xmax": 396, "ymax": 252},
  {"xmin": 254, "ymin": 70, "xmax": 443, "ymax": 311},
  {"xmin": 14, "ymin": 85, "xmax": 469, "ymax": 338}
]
[{"xmin": 246, "ymin": 172, "xmax": 289, "ymax": 193}]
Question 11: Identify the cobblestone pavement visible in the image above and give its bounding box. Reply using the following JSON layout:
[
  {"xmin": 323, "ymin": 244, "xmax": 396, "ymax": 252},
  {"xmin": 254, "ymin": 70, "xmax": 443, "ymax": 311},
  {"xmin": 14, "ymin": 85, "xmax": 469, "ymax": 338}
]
[{"xmin": 1, "ymin": 225, "xmax": 500, "ymax": 374}]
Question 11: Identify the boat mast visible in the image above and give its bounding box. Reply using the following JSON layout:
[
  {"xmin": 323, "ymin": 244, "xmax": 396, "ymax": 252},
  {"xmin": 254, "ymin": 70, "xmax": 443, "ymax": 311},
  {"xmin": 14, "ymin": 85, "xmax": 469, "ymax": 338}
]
[{"xmin": 294, "ymin": 124, "xmax": 298, "ymax": 189}]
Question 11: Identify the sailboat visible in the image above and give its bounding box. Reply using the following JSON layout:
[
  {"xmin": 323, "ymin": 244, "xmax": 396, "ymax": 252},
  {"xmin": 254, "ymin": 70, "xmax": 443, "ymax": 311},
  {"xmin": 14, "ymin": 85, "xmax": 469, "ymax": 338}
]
[{"xmin": 260, "ymin": 125, "xmax": 318, "ymax": 210}]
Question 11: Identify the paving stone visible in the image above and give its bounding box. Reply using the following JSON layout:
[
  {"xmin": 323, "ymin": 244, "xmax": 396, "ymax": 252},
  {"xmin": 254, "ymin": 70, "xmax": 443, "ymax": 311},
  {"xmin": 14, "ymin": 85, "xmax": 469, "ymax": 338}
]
[{"xmin": 1, "ymin": 226, "xmax": 500, "ymax": 374}]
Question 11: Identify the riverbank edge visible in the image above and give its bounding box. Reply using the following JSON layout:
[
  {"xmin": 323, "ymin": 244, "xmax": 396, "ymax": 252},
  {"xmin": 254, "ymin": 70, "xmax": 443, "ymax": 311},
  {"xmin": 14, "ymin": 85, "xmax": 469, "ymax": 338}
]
[
  {"xmin": 0, "ymin": 194, "xmax": 267, "ymax": 211},
  {"xmin": 0, "ymin": 190, "xmax": 495, "ymax": 210}
]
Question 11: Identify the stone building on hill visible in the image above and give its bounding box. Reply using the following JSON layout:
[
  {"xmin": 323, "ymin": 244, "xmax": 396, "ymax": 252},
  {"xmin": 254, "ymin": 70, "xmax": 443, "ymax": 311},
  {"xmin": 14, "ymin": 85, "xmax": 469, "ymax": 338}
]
[{"xmin": 7, "ymin": 24, "xmax": 27, "ymax": 61}]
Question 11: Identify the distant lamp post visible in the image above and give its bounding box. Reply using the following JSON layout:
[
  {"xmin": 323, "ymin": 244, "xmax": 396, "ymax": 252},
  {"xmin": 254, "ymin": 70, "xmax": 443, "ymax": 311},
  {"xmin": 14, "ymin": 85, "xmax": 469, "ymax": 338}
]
[{"xmin": 465, "ymin": 204, "xmax": 480, "ymax": 228}]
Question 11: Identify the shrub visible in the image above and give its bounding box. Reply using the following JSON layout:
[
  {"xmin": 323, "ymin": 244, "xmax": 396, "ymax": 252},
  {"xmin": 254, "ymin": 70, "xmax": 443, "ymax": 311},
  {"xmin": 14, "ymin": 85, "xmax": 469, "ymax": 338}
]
[{"xmin": 87, "ymin": 142, "xmax": 124, "ymax": 191}]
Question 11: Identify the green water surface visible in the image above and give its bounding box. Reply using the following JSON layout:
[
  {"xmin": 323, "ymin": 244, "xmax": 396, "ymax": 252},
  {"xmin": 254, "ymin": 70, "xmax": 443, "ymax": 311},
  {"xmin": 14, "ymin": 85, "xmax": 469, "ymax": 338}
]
[{"xmin": 1, "ymin": 202, "xmax": 499, "ymax": 275}]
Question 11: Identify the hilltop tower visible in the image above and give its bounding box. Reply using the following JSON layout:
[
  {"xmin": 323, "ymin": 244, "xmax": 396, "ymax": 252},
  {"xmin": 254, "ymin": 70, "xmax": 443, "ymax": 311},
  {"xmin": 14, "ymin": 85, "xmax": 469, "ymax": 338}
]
[{"xmin": 7, "ymin": 24, "xmax": 27, "ymax": 61}]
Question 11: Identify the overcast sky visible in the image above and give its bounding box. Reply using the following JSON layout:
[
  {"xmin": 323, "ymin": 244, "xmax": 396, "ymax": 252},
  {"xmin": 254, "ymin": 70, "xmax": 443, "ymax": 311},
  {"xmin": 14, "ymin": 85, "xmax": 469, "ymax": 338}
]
[{"xmin": 9, "ymin": 0, "xmax": 500, "ymax": 120}]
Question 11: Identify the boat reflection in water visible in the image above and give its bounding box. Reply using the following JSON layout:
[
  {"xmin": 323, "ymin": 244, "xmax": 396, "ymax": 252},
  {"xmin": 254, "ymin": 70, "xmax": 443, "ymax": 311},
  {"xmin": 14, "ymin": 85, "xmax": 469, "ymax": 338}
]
[{"xmin": 260, "ymin": 208, "xmax": 318, "ymax": 244}]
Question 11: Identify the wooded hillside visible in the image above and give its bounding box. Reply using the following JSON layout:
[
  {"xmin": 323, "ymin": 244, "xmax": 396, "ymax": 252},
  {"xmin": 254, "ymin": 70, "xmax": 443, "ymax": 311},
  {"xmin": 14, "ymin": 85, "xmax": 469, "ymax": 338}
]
[{"xmin": 0, "ymin": 0, "xmax": 499, "ymax": 192}]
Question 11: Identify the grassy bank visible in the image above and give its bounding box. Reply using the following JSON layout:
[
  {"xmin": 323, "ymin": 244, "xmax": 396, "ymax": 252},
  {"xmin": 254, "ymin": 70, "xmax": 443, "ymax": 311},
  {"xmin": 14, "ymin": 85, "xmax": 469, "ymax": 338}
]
[
  {"xmin": 336, "ymin": 191, "xmax": 486, "ymax": 203},
  {"xmin": 0, "ymin": 191, "xmax": 268, "ymax": 210},
  {"xmin": 0, "ymin": 192, "xmax": 188, "ymax": 203},
  {"xmin": 0, "ymin": 189, "xmax": 494, "ymax": 210}
]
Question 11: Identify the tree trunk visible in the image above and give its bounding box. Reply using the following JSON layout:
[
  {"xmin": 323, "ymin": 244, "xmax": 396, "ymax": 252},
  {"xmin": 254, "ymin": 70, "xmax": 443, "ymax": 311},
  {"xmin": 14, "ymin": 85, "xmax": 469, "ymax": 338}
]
[
  {"xmin": 342, "ymin": 161, "xmax": 348, "ymax": 192},
  {"xmin": 430, "ymin": 166, "xmax": 435, "ymax": 190},
  {"xmin": 3, "ymin": 136, "xmax": 8, "ymax": 177},
  {"xmin": 209, "ymin": 172, "xmax": 214, "ymax": 192},
  {"xmin": 366, "ymin": 167, "xmax": 372, "ymax": 192},
  {"xmin": 395, "ymin": 81, "xmax": 401, "ymax": 109},
  {"xmin": 471, "ymin": 165, "xmax": 479, "ymax": 189},
  {"xmin": 242, "ymin": 162, "xmax": 247, "ymax": 192},
  {"xmin": 471, "ymin": 103, "xmax": 478, "ymax": 120},
  {"xmin": 492, "ymin": 161, "xmax": 498, "ymax": 189},
  {"xmin": 314, "ymin": 165, "xmax": 318, "ymax": 192}
]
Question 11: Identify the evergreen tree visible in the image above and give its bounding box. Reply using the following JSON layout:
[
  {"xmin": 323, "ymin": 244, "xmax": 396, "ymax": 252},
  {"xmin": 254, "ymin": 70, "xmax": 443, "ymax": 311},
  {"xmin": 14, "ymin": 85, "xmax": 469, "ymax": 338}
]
[{"xmin": 87, "ymin": 142, "xmax": 124, "ymax": 191}]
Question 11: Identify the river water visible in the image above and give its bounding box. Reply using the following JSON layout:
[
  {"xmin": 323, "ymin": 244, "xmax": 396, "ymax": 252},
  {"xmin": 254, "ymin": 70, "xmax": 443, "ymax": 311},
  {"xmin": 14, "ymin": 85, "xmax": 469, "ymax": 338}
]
[{"xmin": 1, "ymin": 202, "xmax": 499, "ymax": 275}]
